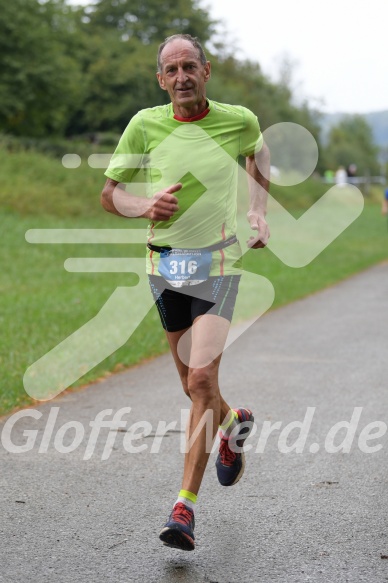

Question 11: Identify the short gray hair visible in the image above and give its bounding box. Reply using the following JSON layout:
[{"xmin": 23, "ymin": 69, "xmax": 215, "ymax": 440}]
[{"xmin": 157, "ymin": 34, "xmax": 207, "ymax": 73}]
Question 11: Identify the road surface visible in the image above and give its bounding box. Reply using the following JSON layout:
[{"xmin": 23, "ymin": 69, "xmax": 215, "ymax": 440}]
[{"xmin": 1, "ymin": 263, "xmax": 387, "ymax": 582}]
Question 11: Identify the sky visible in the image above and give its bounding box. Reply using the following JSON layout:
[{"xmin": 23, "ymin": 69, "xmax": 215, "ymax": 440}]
[{"xmin": 204, "ymin": 0, "xmax": 387, "ymax": 114}]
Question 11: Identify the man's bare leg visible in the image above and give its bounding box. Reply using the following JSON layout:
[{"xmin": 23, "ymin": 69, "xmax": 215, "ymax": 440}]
[
  {"xmin": 166, "ymin": 314, "xmax": 232, "ymax": 495},
  {"xmin": 160, "ymin": 315, "xmax": 252, "ymax": 551},
  {"xmin": 165, "ymin": 325, "xmax": 231, "ymax": 426}
]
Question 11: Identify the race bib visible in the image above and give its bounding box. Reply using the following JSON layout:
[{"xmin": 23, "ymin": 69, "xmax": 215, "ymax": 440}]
[{"xmin": 158, "ymin": 248, "xmax": 212, "ymax": 288}]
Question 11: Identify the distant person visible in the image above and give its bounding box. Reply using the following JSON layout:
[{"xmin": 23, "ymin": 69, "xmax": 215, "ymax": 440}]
[
  {"xmin": 346, "ymin": 163, "xmax": 357, "ymax": 183},
  {"xmin": 101, "ymin": 34, "xmax": 269, "ymax": 552},
  {"xmin": 382, "ymin": 188, "xmax": 388, "ymax": 216},
  {"xmin": 324, "ymin": 169, "xmax": 334, "ymax": 183},
  {"xmin": 335, "ymin": 166, "xmax": 347, "ymax": 187}
]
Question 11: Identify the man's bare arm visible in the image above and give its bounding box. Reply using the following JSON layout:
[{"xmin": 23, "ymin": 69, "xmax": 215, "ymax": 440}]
[
  {"xmin": 100, "ymin": 178, "xmax": 181, "ymax": 221},
  {"xmin": 245, "ymin": 142, "xmax": 270, "ymax": 249}
]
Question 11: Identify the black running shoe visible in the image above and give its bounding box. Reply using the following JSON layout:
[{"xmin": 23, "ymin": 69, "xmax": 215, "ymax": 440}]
[
  {"xmin": 159, "ymin": 502, "xmax": 195, "ymax": 551},
  {"xmin": 216, "ymin": 408, "xmax": 254, "ymax": 486}
]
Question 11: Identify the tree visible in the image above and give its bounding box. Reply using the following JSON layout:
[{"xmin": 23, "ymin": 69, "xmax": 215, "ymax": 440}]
[
  {"xmin": 70, "ymin": 39, "xmax": 169, "ymax": 134},
  {"xmin": 64, "ymin": 0, "xmax": 218, "ymax": 135},
  {"xmin": 208, "ymin": 56, "xmax": 320, "ymax": 137},
  {"xmin": 0, "ymin": 0, "xmax": 323, "ymax": 146},
  {"xmin": 324, "ymin": 115, "xmax": 380, "ymax": 175},
  {"xmin": 0, "ymin": 0, "xmax": 85, "ymax": 136},
  {"xmin": 83, "ymin": 0, "xmax": 216, "ymax": 44}
]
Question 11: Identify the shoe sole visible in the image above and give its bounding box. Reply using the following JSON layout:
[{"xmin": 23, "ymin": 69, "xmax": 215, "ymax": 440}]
[
  {"xmin": 159, "ymin": 527, "xmax": 195, "ymax": 551},
  {"xmin": 228, "ymin": 450, "xmax": 246, "ymax": 486}
]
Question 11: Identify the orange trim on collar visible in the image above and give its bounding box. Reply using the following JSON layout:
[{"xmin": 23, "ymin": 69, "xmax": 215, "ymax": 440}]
[{"xmin": 173, "ymin": 108, "xmax": 210, "ymax": 122}]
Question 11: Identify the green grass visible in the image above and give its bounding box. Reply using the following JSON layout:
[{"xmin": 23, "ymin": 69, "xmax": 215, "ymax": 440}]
[
  {"xmin": 244, "ymin": 204, "xmax": 387, "ymax": 306},
  {"xmin": 1, "ymin": 146, "xmax": 387, "ymax": 416},
  {"xmin": 1, "ymin": 211, "xmax": 165, "ymax": 415},
  {"xmin": 0, "ymin": 146, "xmax": 106, "ymax": 217}
]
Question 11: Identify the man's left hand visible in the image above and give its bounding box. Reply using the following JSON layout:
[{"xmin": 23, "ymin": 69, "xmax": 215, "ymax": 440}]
[{"xmin": 246, "ymin": 213, "xmax": 270, "ymax": 248}]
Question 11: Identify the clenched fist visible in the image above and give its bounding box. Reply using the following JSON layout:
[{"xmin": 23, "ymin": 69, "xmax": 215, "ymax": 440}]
[{"xmin": 142, "ymin": 183, "xmax": 182, "ymax": 221}]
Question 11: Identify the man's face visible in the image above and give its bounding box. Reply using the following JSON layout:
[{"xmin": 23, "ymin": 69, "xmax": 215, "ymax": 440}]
[{"xmin": 157, "ymin": 39, "xmax": 211, "ymax": 112}]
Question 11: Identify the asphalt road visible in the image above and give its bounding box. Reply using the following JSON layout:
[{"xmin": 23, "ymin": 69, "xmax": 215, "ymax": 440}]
[{"xmin": 1, "ymin": 263, "xmax": 387, "ymax": 583}]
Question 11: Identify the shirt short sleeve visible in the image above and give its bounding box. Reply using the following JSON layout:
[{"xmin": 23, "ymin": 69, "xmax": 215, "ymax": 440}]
[
  {"xmin": 239, "ymin": 106, "xmax": 263, "ymax": 157},
  {"xmin": 104, "ymin": 112, "xmax": 146, "ymax": 184}
]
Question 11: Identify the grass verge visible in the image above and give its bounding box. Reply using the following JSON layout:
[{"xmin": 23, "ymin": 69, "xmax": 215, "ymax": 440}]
[{"xmin": 1, "ymin": 147, "xmax": 387, "ymax": 416}]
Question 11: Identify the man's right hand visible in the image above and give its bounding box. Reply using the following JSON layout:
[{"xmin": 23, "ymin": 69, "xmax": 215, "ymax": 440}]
[
  {"xmin": 101, "ymin": 178, "xmax": 181, "ymax": 219},
  {"xmin": 142, "ymin": 183, "xmax": 182, "ymax": 221}
]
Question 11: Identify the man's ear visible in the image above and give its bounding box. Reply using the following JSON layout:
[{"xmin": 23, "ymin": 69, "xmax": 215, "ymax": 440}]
[
  {"xmin": 204, "ymin": 61, "xmax": 211, "ymax": 83},
  {"xmin": 157, "ymin": 72, "xmax": 166, "ymax": 90}
]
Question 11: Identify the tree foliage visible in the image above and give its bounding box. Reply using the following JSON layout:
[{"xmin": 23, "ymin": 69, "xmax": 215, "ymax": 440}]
[
  {"xmin": 0, "ymin": 0, "xmax": 85, "ymax": 136},
  {"xmin": 324, "ymin": 115, "xmax": 380, "ymax": 175},
  {"xmin": 84, "ymin": 0, "xmax": 215, "ymax": 44},
  {"xmin": 2, "ymin": 0, "xmax": 379, "ymax": 181},
  {"xmin": 0, "ymin": 0, "xmax": 323, "ymax": 139}
]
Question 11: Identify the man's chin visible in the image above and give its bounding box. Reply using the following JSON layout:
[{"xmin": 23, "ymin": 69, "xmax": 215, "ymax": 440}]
[
  {"xmin": 175, "ymin": 96, "xmax": 196, "ymax": 108},
  {"xmin": 175, "ymin": 92, "xmax": 194, "ymax": 101}
]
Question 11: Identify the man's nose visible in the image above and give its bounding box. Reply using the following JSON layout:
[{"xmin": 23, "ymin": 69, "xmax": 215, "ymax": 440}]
[{"xmin": 176, "ymin": 67, "xmax": 188, "ymax": 83}]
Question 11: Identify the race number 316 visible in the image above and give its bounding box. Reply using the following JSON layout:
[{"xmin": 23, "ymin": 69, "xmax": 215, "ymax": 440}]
[{"xmin": 169, "ymin": 260, "xmax": 198, "ymax": 275}]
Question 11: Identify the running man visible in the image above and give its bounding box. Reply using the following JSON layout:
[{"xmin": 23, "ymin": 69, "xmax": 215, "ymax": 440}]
[{"xmin": 101, "ymin": 34, "xmax": 270, "ymax": 551}]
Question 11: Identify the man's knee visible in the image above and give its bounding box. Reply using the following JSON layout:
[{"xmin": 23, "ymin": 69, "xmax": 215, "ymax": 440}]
[
  {"xmin": 181, "ymin": 377, "xmax": 190, "ymax": 398},
  {"xmin": 187, "ymin": 366, "xmax": 218, "ymax": 402}
]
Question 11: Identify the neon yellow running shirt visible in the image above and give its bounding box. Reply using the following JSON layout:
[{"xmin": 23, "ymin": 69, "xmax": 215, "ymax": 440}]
[{"xmin": 105, "ymin": 99, "xmax": 263, "ymax": 276}]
